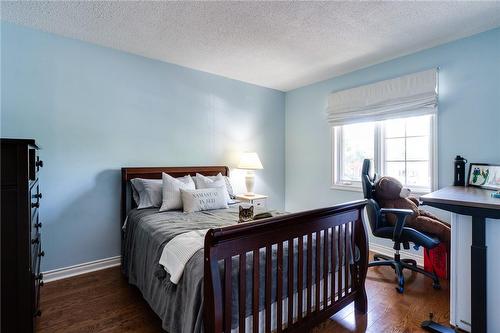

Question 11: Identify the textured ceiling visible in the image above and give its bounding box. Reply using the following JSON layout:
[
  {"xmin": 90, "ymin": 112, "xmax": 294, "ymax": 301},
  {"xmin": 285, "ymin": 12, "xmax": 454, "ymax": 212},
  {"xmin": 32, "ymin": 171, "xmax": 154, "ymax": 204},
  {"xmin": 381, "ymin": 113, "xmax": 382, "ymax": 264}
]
[{"xmin": 2, "ymin": 1, "xmax": 500, "ymax": 91}]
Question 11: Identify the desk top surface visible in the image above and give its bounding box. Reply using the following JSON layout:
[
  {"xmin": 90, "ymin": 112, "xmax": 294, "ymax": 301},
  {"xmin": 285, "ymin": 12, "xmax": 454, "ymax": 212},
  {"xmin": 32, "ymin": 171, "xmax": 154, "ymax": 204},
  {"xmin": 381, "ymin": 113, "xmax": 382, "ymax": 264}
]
[{"xmin": 421, "ymin": 186, "xmax": 500, "ymax": 210}]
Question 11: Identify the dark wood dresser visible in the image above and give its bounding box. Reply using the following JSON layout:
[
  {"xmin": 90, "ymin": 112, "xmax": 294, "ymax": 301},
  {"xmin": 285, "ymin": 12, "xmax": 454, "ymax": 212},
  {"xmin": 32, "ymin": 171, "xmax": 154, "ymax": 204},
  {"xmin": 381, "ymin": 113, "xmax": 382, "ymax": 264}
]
[{"xmin": 1, "ymin": 138, "xmax": 45, "ymax": 333}]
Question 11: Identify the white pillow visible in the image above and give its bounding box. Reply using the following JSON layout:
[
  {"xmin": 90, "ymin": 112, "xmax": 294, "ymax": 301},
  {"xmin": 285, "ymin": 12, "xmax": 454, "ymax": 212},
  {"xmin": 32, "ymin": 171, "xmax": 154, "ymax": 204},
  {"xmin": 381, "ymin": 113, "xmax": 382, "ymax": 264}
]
[
  {"xmin": 159, "ymin": 173, "xmax": 195, "ymax": 212},
  {"xmin": 195, "ymin": 174, "xmax": 234, "ymax": 198},
  {"xmin": 130, "ymin": 178, "xmax": 162, "ymax": 209},
  {"xmin": 180, "ymin": 187, "xmax": 228, "ymax": 213},
  {"xmin": 195, "ymin": 173, "xmax": 231, "ymax": 202}
]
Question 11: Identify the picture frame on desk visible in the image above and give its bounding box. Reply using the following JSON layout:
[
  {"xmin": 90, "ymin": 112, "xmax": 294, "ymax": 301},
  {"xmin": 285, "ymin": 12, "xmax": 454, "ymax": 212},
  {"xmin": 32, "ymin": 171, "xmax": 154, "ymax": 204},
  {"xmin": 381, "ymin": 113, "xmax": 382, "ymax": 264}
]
[{"xmin": 467, "ymin": 163, "xmax": 500, "ymax": 190}]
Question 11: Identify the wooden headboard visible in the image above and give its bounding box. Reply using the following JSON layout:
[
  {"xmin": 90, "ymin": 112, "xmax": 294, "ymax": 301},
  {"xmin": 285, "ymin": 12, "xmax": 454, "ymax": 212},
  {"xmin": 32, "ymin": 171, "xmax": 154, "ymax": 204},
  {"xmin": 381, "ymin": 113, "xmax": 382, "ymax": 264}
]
[{"xmin": 121, "ymin": 166, "xmax": 229, "ymax": 225}]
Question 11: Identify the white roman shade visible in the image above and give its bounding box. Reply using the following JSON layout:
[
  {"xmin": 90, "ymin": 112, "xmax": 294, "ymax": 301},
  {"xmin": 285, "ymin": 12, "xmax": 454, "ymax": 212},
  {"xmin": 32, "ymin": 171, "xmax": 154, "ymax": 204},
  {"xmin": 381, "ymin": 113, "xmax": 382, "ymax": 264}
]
[{"xmin": 326, "ymin": 69, "xmax": 438, "ymax": 126}]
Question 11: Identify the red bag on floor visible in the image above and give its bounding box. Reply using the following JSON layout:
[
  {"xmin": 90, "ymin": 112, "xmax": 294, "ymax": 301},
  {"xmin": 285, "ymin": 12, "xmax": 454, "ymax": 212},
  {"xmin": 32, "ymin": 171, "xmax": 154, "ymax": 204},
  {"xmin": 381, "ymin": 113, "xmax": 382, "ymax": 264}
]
[{"xmin": 424, "ymin": 243, "xmax": 448, "ymax": 279}]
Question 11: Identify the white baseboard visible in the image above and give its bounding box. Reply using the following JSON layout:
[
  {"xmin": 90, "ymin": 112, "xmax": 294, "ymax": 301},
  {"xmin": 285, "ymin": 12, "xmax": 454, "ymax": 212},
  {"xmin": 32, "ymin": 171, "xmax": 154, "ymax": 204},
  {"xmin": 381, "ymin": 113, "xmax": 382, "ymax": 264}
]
[
  {"xmin": 42, "ymin": 243, "xmax": 422, "ymax": 283},
  {"xmin": 43, "ymin": 256, "xmax": 121, "ymax": 283},
  {"xmin": 369, "ymin": 242, "xmax": 424, "ymax": 267}
]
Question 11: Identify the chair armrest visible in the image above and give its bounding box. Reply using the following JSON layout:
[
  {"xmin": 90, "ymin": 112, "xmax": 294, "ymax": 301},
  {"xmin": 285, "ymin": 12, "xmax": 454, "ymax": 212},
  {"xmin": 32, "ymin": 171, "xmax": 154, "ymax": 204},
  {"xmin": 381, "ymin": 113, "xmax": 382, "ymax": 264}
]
[
  {"xmin": 380, "ymin": 208, "xmax": 414, "ymax": 242},
  {"xmin": 408, "ymin": 197, "xmax": 421, "ymax": 206}
]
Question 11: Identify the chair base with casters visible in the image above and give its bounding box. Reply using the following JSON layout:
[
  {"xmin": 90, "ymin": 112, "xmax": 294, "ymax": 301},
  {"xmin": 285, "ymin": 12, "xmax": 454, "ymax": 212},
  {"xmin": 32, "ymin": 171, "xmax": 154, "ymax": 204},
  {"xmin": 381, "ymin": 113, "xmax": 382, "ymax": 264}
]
[{"xmin": 369, "ymin": 248, "xmax": 440, "ymax": 293}]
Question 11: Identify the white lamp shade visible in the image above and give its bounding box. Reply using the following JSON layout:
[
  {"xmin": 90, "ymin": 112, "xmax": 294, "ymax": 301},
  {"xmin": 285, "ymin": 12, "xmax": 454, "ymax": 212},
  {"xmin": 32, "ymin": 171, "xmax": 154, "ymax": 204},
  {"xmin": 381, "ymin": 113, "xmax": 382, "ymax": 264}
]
[{"xmin": 238, "ymin": 152, "xmax": 263, "ymax": 170}]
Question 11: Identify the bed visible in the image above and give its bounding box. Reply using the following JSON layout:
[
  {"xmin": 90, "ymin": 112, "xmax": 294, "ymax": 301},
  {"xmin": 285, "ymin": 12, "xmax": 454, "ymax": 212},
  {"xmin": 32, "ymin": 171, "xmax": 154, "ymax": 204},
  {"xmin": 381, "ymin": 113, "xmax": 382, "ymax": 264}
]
[{"xmin": 121, "ymin": 166, "xmax": 368, "ymax": 333}]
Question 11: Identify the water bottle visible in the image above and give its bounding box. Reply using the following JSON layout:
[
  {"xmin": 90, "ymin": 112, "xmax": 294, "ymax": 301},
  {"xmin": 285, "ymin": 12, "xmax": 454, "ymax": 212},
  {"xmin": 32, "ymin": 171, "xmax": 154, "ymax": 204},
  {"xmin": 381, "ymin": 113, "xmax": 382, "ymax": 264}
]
[{"xmin": 454, "ymin": 155, "xmax": 467, "ymax": 186}]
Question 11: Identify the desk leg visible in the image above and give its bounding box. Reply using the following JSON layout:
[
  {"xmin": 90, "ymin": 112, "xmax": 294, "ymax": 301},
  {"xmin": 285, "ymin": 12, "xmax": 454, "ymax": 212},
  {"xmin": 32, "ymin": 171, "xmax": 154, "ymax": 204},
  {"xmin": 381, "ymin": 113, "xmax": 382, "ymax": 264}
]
[{"xmin": 471, "ymin": 216, "xmax": 486, "ymax": 333}]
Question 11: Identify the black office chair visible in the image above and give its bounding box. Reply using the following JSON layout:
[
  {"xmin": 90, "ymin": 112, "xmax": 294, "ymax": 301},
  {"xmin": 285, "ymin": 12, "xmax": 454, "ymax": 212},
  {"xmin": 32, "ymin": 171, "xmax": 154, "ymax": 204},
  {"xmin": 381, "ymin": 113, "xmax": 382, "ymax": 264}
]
[{"xmin": 361, "ymin": 159, "xmax": 441, "ymax": 293}]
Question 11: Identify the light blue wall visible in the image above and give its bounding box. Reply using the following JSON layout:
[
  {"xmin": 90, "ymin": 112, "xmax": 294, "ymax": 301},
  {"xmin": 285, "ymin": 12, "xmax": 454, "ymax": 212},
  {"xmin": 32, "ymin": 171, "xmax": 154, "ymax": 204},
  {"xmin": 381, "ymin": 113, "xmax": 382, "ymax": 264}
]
[
  {"xmin": 3, "ymin": 21, "xmax": 499, "ymax": 271},
  {"xmin": 1, "ymin": 22, "xmax": 285, "ymax": 271},
  {"xmin": 285, "ymin": 28, "xmax": 500, "ymax": 249}
]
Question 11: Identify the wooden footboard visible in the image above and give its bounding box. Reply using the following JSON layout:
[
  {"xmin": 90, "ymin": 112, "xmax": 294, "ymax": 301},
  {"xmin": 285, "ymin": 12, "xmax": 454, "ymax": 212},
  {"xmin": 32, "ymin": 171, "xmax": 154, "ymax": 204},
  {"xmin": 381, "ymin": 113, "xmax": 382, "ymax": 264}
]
[{"xmin": 204, "ymin": 200, "xmax": 368, "ymax": 333}]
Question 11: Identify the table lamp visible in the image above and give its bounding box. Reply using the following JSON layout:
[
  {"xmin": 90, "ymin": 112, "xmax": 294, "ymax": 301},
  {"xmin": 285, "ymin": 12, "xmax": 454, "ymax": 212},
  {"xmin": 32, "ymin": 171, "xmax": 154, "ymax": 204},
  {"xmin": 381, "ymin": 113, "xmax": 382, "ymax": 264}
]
[{"xmin": 238, "ymin": 152, "xmax": 263, "ymax": 196}]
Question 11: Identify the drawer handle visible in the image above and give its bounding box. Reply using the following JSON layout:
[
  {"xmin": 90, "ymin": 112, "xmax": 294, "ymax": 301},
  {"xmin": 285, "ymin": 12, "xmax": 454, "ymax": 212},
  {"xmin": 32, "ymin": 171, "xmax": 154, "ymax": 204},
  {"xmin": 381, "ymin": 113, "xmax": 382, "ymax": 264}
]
[
  {"xmin": 34, "ymin": 309, "xmax": 42, "ymax": 317},
  {"xmin": 35, "ymin": 222, "xmax": 43, "ymax": 228},
  {"xmin": 36, "ymin": 160, "xmax": 44, "ymax": 168},
  {"xmin": 31, "ymin": 202, "xmax": 40, "ymax": 208},
  {"xmin": 35, "ymin": 193, "xmax": 43, "ymax": 199},
  {"xmin": 36, "ymin": 273, "xmax": 43, "ymax": 280},
  {"xmin": 31, "ymin": 237, "xmax": 39, "ymax": 245},
  {"xmin": 39, "ymin": 280, "xmax": 45, "ymax": 287},
  {"xmin": 39, "ymin": 250, "xmax": 45, "ymax": 257}
]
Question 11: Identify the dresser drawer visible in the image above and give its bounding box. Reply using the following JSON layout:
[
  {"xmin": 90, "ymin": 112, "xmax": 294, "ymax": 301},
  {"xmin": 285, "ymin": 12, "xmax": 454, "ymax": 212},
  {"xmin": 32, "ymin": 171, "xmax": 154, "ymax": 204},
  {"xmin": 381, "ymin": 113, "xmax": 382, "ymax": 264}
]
[
  {"xmin": 31, "ymin": 211, "xmax": 42, "ymax": 241},
  {"xmin": 31, "ymin": 241, "xmax": 41, "ymax": 274},
  {"xmin": 28, "ymin": 149, "xmax": 43, "ymax": 182},
  {"xmin": 30, "ymin": 181, "xmax": 41, "ymax": 217},
  {"xmin": 33, "ymin": 271, "xmax": 43, "ymax": 318},
  {"xmin": 31, "ymin": 232, "xmax": 41, "ymax": 269},
  {"xmin": 32, "ymin": 240, "xmax": 43, "ymax": 317},
  {"xmin": 30, "ymin": 180, "xmax": 41, "ymax": 203}
]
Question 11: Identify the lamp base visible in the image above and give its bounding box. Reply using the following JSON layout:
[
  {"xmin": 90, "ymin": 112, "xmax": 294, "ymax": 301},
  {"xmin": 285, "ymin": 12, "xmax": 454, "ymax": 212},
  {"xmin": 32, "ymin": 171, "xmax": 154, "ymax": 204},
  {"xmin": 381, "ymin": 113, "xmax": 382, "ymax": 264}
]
[{"xmin": 245, "ymin": 170, "xmax": 255, "ymax": 196}]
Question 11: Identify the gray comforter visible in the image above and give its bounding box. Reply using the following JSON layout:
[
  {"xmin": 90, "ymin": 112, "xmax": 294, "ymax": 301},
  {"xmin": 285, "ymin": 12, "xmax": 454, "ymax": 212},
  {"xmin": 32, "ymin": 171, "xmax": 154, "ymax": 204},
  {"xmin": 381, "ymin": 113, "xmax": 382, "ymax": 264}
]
[{"xmin": 122, "ymin": 206, "xmax": 355, "ymax": 333}]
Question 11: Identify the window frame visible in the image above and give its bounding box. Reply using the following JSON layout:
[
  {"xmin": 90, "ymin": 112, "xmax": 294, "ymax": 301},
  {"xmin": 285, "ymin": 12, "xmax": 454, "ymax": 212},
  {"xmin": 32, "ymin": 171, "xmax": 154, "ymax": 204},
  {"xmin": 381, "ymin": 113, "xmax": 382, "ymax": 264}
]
[{"xmin": 331, "ymin": 114, "xmax": 438, "ymax": 195}]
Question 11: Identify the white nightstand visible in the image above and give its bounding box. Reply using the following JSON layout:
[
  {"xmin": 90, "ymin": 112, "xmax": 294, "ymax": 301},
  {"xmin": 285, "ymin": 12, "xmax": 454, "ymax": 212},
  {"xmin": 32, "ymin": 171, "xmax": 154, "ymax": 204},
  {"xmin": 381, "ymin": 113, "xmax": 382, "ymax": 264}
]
[{"xmin": 235, "ymin": 194, "xmax": 268, "ymax": 209}]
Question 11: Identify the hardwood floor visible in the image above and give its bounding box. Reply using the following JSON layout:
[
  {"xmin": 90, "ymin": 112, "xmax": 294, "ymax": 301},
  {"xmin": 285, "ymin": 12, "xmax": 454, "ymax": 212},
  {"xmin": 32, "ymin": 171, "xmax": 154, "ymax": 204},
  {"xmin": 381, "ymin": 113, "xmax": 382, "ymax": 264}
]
[{"xmin": 37, "ymin": 257, "xmax": 449, "ymax": 333}]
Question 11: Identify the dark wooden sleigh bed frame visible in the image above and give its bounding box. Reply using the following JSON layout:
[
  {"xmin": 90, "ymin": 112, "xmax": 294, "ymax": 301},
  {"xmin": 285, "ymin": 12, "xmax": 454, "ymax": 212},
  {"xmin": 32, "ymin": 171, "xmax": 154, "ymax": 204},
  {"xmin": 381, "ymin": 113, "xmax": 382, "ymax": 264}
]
[{"xmin": 121, "ymin": 166, "xmax": 368, "ymax": 333}]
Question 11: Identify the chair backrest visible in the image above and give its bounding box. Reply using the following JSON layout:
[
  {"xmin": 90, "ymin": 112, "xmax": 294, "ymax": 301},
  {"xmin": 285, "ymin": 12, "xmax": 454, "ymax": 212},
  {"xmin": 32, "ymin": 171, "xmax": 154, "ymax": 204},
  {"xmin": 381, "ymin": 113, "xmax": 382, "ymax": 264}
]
[
  {"xmin": 361, "ymin": 159, "xmax": 376, "ymax": 199},
  {"xmin": 365, "ymin": 199, "xmax": 382, "ymax": 233},
  {"xmin": 361, "ymin": 159, "xmax": 383, "ymax": 232}
]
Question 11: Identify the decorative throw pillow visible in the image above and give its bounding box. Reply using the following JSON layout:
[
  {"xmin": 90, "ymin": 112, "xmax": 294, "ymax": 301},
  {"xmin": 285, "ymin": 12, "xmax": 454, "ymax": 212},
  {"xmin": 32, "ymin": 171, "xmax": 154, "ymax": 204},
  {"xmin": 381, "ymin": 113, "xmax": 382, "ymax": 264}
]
[
  {"xmin": 159, "ymin": 173, "xmax": 195, "ymax": 212},
  {"xmin": 130, "ymin": 178, "xmax": 162, "ymax": 209},
  {"xmin": 195, "ymin": 173, "xmax": 231, "ymax": 202},
  {"xmin": 180, "ymin": 187, "xmax": 228, "ymax": 213}
]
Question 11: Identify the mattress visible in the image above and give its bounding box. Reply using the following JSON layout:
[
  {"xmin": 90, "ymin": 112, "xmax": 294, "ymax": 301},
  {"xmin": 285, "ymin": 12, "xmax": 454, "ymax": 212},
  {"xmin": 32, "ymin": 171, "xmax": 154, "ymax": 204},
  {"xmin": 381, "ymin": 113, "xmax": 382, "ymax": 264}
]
[{"xmin": 122, "ymin": 206, "xmax": 355, "ymax": 333}]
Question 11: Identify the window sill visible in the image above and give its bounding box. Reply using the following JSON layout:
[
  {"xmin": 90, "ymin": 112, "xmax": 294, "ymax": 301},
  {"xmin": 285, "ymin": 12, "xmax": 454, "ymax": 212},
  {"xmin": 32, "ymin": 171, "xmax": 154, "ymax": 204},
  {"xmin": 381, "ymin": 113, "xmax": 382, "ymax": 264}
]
[
  {"xmin": 331, "ymin": 183, "xmax": 432, "ymax": 196},
  {"xmin": 411, "ymin": 190, "xmax": 432, "ymax": 197},
  {"xmin": 330, "ymin": 183, "xmax": 363, "ymax": 192}
]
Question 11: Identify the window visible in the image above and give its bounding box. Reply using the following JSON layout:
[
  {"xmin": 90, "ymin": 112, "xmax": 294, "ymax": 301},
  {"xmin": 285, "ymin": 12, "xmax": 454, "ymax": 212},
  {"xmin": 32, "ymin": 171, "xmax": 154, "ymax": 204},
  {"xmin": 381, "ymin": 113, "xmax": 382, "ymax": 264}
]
[
  {"xmin": 337, "ymin": 122, "xmax": 375, "ymax": 185},
  {"xmin": 332, "ymin": 115, "xmax": 436, "ymax": 193}
]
